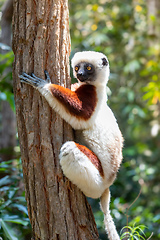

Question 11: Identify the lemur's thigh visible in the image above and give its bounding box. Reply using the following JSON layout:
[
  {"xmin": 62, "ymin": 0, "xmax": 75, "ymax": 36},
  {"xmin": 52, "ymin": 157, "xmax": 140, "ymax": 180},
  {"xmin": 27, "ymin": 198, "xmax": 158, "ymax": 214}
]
[{"xmin": 59, "ymin": 141, "xmax": 104, "ymax": 198}]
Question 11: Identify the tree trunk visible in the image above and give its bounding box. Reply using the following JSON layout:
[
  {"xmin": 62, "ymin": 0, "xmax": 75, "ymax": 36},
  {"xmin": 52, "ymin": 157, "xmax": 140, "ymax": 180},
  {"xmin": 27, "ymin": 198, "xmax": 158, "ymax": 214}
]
[
  {"xmin": 12, "ymin": 0, "xmax": 99, "ymax": 239},
  {"xmin": 147, "ymin": 0, "xmax": 160, "ymax": 37},
  {"xmin": 0, "ymin": 0, "xmax": 16, "ymax": 161}
]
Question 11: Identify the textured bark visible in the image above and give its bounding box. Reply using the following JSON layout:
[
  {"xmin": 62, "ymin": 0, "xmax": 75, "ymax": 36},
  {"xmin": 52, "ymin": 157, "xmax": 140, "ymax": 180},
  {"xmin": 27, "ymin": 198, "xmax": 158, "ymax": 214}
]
[
  {"xmin": 1, "ymin": 0, "xmax": 13, "ymax": 47},
  {"xmin": 12, "ymin": 0, "xmax": 99, "ymax": 239},
  {"xmin": 0, "ymin": 0, "xmax": 16, "ymax": 161}
]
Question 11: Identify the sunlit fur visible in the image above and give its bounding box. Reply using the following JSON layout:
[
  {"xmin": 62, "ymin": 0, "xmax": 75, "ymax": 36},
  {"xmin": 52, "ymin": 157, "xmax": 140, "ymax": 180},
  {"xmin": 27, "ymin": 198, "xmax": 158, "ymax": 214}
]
[
  {"xmin": 72, "ymin": 51, "xmax": 110, "ymax": 87},
  {"xmin": 20, "ymin": 51, "xmax": 123, "ymax": 240}
]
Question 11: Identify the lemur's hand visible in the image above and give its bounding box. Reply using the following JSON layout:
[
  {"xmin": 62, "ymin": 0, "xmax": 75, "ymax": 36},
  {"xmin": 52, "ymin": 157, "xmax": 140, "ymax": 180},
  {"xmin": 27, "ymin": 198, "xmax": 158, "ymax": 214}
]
[{"xmin": 19, "ymin": 70, "xmax": 51, "ymax": 88}]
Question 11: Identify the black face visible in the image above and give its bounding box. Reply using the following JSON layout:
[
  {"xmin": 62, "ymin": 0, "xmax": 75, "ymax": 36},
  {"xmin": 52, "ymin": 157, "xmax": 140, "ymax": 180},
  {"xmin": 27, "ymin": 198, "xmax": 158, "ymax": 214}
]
[{"xmin": 74, "ymin": 62, "xmax": 95, "ymax": 82}]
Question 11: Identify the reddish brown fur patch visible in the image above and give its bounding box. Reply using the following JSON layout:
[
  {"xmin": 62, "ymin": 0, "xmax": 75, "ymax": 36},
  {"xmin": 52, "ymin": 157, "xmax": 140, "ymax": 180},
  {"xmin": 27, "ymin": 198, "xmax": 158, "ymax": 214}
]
[
  {"xmin": 49, "ymin": 84, "xmax": 97, "ymax": 120},
  {"xmin": 75, "ymin": 143, "xmax": 104, "ymax": 178}
]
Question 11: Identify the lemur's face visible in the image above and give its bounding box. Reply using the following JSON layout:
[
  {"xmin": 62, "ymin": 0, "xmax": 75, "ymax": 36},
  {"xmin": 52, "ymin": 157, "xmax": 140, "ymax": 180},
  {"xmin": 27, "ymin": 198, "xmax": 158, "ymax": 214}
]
[
  {"xmin": 72, "ymin": 51, "xmax": 110, "ymax": 85},
  {"xmin": 74, "ymin": 62, "xmax": 96, "ymax": 82}
]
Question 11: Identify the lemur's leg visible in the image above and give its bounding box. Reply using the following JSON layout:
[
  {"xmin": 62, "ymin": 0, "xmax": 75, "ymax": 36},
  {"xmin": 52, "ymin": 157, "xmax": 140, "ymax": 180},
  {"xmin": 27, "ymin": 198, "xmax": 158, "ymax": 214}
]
[{"xmin": 59, "ymin": 141, "xmax": 104, "ymax": 198}]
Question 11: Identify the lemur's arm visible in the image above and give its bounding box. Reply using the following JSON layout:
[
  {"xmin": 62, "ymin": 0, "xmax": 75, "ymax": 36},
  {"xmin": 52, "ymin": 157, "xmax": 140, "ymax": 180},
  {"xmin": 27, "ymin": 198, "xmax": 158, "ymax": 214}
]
[{"xmin": 19, "ymin": 71, "xmax": 97, "ymax": 129}]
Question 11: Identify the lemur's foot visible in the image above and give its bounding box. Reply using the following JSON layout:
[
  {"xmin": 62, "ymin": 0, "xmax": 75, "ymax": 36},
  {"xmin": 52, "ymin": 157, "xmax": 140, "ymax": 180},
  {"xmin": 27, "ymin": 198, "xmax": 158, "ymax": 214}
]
[
  {"xmin": 59, "ymin": 141, "xmax": 76, "ymax": 159},
  {"xmin": 19, "ymin": 70, "xmax": 51, "ymax": 88}
]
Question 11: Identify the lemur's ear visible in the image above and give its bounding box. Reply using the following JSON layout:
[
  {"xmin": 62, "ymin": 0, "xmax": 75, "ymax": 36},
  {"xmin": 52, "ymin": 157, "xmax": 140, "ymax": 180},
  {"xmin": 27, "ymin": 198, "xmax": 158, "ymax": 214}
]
[{"xmin": 102, "ymin": 58, "xmax": 108, "ymax": 66}]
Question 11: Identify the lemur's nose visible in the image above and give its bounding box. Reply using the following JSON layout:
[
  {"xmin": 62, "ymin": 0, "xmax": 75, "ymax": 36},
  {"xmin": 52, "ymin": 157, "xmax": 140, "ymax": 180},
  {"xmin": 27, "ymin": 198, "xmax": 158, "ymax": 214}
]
[
  {"xmin": 77, "ymin": 69, "xmax": 88, "ymax": 82},
  {"xmin": 77, "ymin": 73, "xmax": 87, "ymax": 82}
]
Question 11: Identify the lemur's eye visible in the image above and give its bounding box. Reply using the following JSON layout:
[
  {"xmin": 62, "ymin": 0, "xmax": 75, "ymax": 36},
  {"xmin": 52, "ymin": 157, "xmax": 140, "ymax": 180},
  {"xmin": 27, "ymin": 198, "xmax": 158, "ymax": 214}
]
[
  {"xmin": 75, "ymin": 66, "xmax": 79, "ymax": 72},
  {"xmin": 87, "ymin": 66, "xmax": 92, "ymax": 71}
]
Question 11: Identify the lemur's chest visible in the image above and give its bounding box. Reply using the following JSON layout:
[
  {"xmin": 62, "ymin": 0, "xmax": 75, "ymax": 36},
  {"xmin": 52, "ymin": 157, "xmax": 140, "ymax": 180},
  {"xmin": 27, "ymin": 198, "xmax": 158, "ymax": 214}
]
[
  {"xmin": 75, "ymin": 119, "xmax": 107, "ymax": 149},
  {"xmin": 75, "ymin": 106, "xmax": 119, "ymax": 155}
]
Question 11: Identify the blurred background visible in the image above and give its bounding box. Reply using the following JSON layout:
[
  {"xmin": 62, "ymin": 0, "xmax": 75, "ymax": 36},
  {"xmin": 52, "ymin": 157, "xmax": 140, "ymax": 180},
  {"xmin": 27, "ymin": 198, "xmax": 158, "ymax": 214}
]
[{"xmin": 0, "ymin": 0, "xmax": 160, "ymax": 239}]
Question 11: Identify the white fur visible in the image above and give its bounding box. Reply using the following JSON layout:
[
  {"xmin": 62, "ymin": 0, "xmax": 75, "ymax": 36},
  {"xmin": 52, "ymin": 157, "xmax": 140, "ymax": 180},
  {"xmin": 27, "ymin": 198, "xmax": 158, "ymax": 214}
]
[
  {"xmin": 71, "ymin": 51, "xmax": 110, "ymax": 87},
  {"xmin": 100, "ymin": 189, "xmax": 120, "ymax": 240},
  {"xmin": 58, "ymin": 101, "xmax": 123, "ymax": 194},
  {"xmin": 59, "ymin": 141, "xmax": 106, "ymax": 198},
  {"xmin": 82, "ymin": 104, "xmax": 122, "ymax": 182}
]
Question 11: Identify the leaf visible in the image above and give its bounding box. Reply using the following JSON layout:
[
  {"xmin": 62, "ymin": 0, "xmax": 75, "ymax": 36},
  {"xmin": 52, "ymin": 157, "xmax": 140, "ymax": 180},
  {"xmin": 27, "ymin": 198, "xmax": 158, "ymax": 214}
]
[
  {"xmin": 153, "ymin": 214, "xmax": 160, "ymax": 223},
  {"xmin": 11, "ymin": 203, "xmax": 28, "ymax": 215},
  {"xmin": 134, "ymin": 225, "xmax": 146, "ymax": 236},
  {"xmin": 6, "ymin": 219, "xmax": 29, "ymax": 226},
  {"xmin": 0, "ymin": 186, "xmax": 10, "ymax": 192},
  {"xmin": 120, "ymin": 231, "xmax": 131, "ymax": 239},
  {"xmin": 0, "ymin": 176, "xmax": 10, "ymax": 187},
  {"xmin": 133, "ymin": 236, "xmax": 139, "ymax": 240},
  {"xmin": 0, "ymin": 200, "xmax": 12, "ymax": 210},
  {"xmin": 1, "ymin": 219, "xmax": 18, "ymax": 240},
  {"xmin": 8, "ymin": 189, "xmax": 17, "ymax": 199},
  {"xmin": 120, "ymin": 225, "xmax": 132, "ymax": 234},
  {"xmin": 3, "ymin": 216, "xmax": 29, "ymax": 226}
]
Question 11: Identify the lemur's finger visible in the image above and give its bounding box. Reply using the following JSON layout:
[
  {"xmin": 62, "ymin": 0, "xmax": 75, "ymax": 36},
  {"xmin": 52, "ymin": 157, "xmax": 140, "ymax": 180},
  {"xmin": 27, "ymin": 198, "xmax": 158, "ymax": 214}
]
[
  {"xmin": 19, "ymin": 74, "xmax": 40, "ymax": 87},
  {"xmin": 44, "ymin": 70, "xmax": 51, "ymax": 83},
  {"xmin": 31, "ymin": 73, "xmax": 45, "ymax": 82},
  {"xmin": 22, "ymin": 72, "xmax": 35, "ymax": 80}
]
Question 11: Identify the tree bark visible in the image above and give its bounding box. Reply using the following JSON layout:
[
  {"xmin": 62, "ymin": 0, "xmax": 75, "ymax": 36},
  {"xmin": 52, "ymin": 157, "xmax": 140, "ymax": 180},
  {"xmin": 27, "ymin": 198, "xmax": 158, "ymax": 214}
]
[
  {"xmin": 12, "ymin": 0, "xmax": 99, "ymax": 239},
  {"xmin": 0, "ymin": 0, "xmax": 16, "ymax": 161},
  {"xmin": 1, "ymin": 0, "xmax": 13, "ymax": 47}
]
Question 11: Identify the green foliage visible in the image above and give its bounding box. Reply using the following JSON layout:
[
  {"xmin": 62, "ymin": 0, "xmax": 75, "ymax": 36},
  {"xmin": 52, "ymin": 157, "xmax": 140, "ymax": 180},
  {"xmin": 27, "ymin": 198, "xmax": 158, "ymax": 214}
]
[
  {"xmin": 0, "ymin": 159, "xmax": 32, "ymax": 240},
  {"xmin": 120, "ymin": 224, "xmax": 146, "ymax": 240},
  {"xmin": 0, "ymin": 51, "xmax": 14, "ymax": 92},
  {"xmin": 0, "ymin": 50, "xmax": 15, "ymax": 110}
]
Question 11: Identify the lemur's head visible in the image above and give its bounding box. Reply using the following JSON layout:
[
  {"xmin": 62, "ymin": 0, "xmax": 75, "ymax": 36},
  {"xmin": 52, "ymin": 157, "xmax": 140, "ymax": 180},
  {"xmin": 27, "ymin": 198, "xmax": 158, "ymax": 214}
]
[{"xmin": 71, "ymin": 51, "xmax": 110, "ymax": 86}]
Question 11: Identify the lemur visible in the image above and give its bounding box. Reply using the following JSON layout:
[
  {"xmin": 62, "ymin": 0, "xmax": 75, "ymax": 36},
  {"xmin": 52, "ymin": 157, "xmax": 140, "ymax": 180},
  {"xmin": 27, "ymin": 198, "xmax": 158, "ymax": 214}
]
[{"xmin": 19, "ymin": 51, "xmax": 123, "ymax": 240}]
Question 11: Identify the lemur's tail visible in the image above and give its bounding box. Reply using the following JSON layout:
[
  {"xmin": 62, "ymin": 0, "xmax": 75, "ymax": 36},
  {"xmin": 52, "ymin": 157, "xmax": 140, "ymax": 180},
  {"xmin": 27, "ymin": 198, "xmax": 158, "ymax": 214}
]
[{"xmin": 100, "ymin": 188, "xmax": 120, "ymax": 240}]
